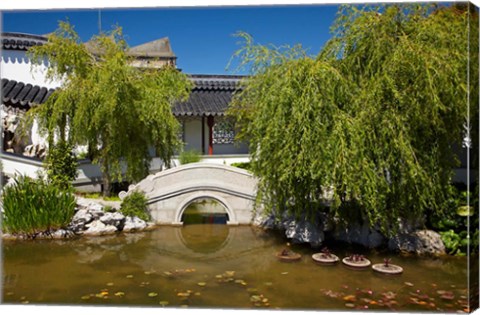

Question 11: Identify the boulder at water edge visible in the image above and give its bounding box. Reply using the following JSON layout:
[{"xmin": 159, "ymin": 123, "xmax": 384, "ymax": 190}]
[
  {"xmin": 123, "ymin": 216, "xmax": 147, "ymax": 232},
  {"xmin": 388, "ymin": 229, "xmax": 446, "ymax": 255},
  {"xmin": 83, "ymin": 220, "xmax": 118, "ymax": 236}
]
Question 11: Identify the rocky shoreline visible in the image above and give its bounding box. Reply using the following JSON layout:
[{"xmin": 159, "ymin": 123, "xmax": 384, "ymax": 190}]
[
  {"xmin": 259, "ymin": 213, "xmax": 446, "ymax": 256},
  {"xmin": 1, "ymin": 197, "xmax": 155, "ymax": 240},
  {"xmin": 2, "ymin": 198, "xmax": 446, "ymax": 256}
]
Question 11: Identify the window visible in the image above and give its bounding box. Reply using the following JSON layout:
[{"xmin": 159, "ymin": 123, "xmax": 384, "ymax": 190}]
[{"xmin": 213, "ymin": 120, "xmax": 235, "ymax": 144}]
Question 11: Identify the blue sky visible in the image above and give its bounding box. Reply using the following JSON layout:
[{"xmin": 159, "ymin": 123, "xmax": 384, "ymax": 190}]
[{"xmin": 1, "ymin": 5, "xmax": 339, "ymax": 75}]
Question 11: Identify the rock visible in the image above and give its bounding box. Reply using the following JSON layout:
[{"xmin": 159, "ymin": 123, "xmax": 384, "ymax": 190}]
[
  {"xmin": 100, "ymin": 212, "xmax": 125, "ymax": 229},
  {"xmin": 23, "ymin": 143, "xmax": 47, "ymax": 159},
  {"xmin": 83, "ymin": 220, "xmax": 118, "ymax": 236},
  {"xmin": 388, "ymin": 229, "xmax": 445, "ymax": 255},
  {"xmin": 123, "ymin": 216, "xmax": 147, "ymax": 232},
  {"xmin": 285, "ymin": 218, "xmax": 325, "ymax": 247},
  {"xmin": 75, "ymin": 198, "xmax": 104, "ymax": 215},
  {"xmin": 51, "ymin": 229, "xmax": 75, "ymax": 239},
  {"xmin": 258, "ymin": 214, "xmax": 277, "ymax": 229},
  {"xmin": 333, "ymin": 222, "xmax": 386, "ymax": 249},
  {"xmin": 397, "ymin": 217, "xmax": 426, "ymax": 234},
  {"xmin": 88, "ymin": 205, "xmax": 105, "ymax": 219},
  {"xmin": 71, "ymin": 209, "xmax": 94, "ymax": 227}
]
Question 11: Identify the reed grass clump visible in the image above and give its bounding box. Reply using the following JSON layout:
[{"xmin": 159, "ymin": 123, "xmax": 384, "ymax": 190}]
[{"xmin": 1, "ymin": 176, "xmax": 76, "ymax": 237}]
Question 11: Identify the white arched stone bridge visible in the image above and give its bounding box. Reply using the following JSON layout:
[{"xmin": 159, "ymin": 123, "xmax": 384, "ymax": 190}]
[{"xmin": 120, "ymin": 163, "xmax": 260, "ymax": 225}]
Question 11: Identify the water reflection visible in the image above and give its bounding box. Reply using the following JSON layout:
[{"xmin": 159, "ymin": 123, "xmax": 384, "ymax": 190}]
[
  {"xmin": 2, "ymin": 225, "xmax": 470, "ymax": 312},
  {"xmin": 181, "ymin": 198, "xmax": 229, "ymax": 225},
  {"xmin": 178, "ymin": 224, "xmax": 231, "ymax": 254}
]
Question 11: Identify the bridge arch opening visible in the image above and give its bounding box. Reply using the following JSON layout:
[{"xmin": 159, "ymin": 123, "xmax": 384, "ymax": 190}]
[
  {"xmin": 175, "ymin": 192, "xmax": 237, "ymax": 225},
  {"xmin": 181, "ymin": 198, "xmax": 229, "ymax": 224}
]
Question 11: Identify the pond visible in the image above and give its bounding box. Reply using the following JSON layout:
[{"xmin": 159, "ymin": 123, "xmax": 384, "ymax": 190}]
[{"xmin": 2, "ymin": 224, "xmax": 472, "ymax": 312}]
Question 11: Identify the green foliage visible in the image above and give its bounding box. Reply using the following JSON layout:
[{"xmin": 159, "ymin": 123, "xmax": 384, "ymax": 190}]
[
  {"xmin": 1, "ymin": 175, "xmax": 76, "ymax": 237},
  {"xmin": 103, "ymin": 205, "xmax": 115, "ymax": 213},
  {"xmin": 178, "ymin": 149, "xmax": 202, "ymax": 165},
  {"xmin": 228, "ymin": 4, "xmax": 477, "ymax": 235},
  {"xmin": 429, "ymin": 187, "xmax": 478, "ymax": 255},
  {"xmin": 44, "ymin": 140, "xmax": 78, "ymax": 189},
  {"xmin": 120, "ymin": 191, "xmax": 150, "ymax": 221},
  {"xmin": 28, "ymin": 22, "xmax": 192, "ymax": 196},
  {"xmin": 442, "ymin": 228, "xmax": 467, "ymax": 255},
  {"xmin": 230, "ymin": 162, "xmax": 252, "ymax": 171}
]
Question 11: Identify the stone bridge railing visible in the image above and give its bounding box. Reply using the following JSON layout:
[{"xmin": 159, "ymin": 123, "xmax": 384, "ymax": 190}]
[{"xmin": 120, "ymin": 163, "xmax": 260, "ymax": 225}]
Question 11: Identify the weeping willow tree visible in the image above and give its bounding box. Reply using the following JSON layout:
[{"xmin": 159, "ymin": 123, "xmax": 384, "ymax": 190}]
[
  {"xmin": 27, "ymin": 22, "xmax": 192, "ymax": 195},
  {"xmin": 228, "ymin": 4, "xmax": 476, "ymax": 234}
]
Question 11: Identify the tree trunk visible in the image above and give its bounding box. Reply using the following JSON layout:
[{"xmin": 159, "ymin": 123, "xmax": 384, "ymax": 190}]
[
  {"xmin": 103, "ymin": 173, "xmax": 112, "ymax": 197},
  {"xmin": 102, "ymin": 158, "xmax": 112, "ymax": 197}
]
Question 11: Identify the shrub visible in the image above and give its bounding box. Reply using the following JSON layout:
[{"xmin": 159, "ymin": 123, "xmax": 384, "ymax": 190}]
[
  {"xmin": 1, "ymin": 175, "xmax": 76, "ymax": 237},
  {"xmin": 44, "ymin": 140, "xmax": 78, "ymax": 189},
  {"xmin": 179, "ymin": 149, "xmax": 202, "ymax": 165},
  {"xmin": 230, "ymin": 162, "xmax": 251, "ymax": 171},
  {"xmin": 120, "ymin": 191, "xmax": 150, "ymax": 221}
]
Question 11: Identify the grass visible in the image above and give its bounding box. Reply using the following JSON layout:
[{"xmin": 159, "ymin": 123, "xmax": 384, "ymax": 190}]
[
  {"xmin": 1, "ymin": 176, "xmax": 76, "ymax": 237},
  {"xmin": 75, "ymin": 192, "xmax": 121, "ymax": 201},
  {"xmin": 179, "ymin": 149, "xmax": 202, "ymax": 165}
]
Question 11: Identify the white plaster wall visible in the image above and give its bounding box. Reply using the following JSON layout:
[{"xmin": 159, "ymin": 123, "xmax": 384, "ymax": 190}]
[
  {"xmin": 184, "ymin": 119, "xmax": 203, "ymax": 153},
  {"xmin": 1, "ymin": 50, "xmax": 62, "ymax": 89},
  {"xmin": 213, "ymin": 142, "xmax": 249, "ymax": 155}
]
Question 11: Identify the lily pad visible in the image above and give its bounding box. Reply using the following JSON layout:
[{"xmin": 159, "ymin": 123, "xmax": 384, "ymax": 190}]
[
  {"xmin": 343, "ymin": 295, "xmax": 357, "ymax": 302},
  {"xmin": 177, "ymin": 292, "xmax": 191, "ymax": 297},
  {"xmin": 81, "ymin": 295, "xmax": 91, "ymax": 300},
  {"xmin": 148, "ymin": 292, "xmax": 158, "ymax": 297},
  {"xmin": 126, "ymin": 275, "xmax": 134, "ymax": 279},
  {"xmin": 250, "ymin": 295, "xmax": 262, "ymax": 302},
  {"xmin": 106, "ymin": 282, "xmax": 114, "ymax": 286},
  {"xmin": 159, "ymin": 300, "xmax": 169, "ymax": 306},
  {"xmin": 114, "ymin": 292, "xmax": 125, "ymax": 297},
  {"xmin": 197, "ymin": 282, "xmax": 207, "ymax": 287}
]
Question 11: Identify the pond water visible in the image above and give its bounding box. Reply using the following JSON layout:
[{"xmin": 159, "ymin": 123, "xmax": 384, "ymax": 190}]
[{"xmin": 2, "ymin": 224, "xmax": 472, "ymax": 312}]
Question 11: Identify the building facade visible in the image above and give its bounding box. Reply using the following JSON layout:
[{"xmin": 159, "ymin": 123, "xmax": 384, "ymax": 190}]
[{"xmin": 1, "ymin": 32, "xmax": 249, "ymax": 187}]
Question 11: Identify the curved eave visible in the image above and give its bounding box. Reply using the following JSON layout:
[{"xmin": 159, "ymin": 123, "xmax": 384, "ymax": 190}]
[{"xmin": 1, "ymin": 78, "xmax": 54, "ymax": 109}]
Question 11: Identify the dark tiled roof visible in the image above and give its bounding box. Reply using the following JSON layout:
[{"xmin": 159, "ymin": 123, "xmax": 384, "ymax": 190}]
[
  {"xmin": 1, "ymin": 79, "xmax": 54, "ymax": 109},
  {"xmin": 173, "ymin": 75, "xmax": 245, "ymax": 117},
  {"xmin": 1, "ymin": 75, "xmax": 246, "ymax": 115},
  {"xmin": 1, "ymin": 32, "xmax": 47, "ymax": 50}
]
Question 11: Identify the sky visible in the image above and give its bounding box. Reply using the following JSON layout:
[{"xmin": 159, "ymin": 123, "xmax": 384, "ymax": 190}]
[{"xmin": 1, "ymin": 4, "xmax": 340, "ymax": 75}]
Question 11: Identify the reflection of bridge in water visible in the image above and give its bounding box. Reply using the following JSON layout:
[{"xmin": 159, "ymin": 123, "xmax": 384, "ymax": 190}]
[
  {"xmin": 131, "ymin": 226, "xmax": 277, "ymax": 274},
  {"xmin": 121, "ymin": 163, "xmax": 260, "ymax": 225}
]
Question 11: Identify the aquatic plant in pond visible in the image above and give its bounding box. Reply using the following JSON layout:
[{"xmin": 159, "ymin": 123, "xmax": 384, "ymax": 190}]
[{"xmin": 1, "ymin": 175, "xmax": 76, "ymax": 237}]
